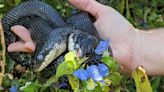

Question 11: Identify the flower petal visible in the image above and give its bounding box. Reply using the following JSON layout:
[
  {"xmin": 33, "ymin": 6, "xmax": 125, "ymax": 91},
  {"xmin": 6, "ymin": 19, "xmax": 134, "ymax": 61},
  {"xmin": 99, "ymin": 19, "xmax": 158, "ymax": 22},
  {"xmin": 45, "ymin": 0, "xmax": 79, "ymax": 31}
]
[
  {"xmin": 98, "ymin": 63, "xmax": 109, "ymax": 77},
  {"xmin": 58, "ymin": 82, "xmax": 68, "ymax": 88},
  {"xmin": 9, "ymin": 86, "xmax": 17, "ymax": 92},
  {"xmin": 73, "ymin": 69, "xmax": 89, "ymax": 81},
  {"xmin": 86, "ymin": 65, "xmax": 103, "ymax": 81},
  {"xmin": 105, "ymin": 39, "xmax": 110, "ymax": 50},
  {"xmin": 95, "ymin": 39, "xmax": 110, "ymax": 55}
]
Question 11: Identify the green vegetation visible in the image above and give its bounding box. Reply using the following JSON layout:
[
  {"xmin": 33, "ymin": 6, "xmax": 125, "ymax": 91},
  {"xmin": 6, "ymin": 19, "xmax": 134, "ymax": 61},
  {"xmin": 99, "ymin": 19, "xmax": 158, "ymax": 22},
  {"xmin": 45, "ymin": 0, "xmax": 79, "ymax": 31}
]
[{"xmin": 0, "ymin": 0, "xmax": 163, "ymax": 92}]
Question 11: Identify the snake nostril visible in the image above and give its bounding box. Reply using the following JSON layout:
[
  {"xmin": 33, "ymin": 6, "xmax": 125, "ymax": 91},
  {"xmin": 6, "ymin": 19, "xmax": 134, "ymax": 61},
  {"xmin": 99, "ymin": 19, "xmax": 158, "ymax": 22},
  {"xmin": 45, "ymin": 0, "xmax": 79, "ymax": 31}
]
[{"xmin": 37, "ymin": 55, "xmax": 44, "ymax": 62}]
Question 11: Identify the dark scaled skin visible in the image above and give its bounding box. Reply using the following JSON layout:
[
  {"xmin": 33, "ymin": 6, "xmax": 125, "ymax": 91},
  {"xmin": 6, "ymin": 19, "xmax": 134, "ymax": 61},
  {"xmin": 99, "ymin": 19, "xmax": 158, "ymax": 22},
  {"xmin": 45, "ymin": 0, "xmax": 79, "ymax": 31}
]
[{"xmin": 1, "ymin": 0, "xmax": 98, "ymax": 72}]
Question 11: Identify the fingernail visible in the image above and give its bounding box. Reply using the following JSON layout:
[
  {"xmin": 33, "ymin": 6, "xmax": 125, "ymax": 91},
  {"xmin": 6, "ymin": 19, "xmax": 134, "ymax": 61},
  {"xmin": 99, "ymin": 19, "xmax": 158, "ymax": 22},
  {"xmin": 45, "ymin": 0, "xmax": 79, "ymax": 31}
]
[
  {"xmin": 10, "ymin": 25, "xmax": 18, "ymax": 32},
  {"xmin": 7, "ymin": 46, "xmax": 13, "ymax": 52},
  {"xmin": 7, "ymin": 43, "xmax": 17, "ymax": 52}
]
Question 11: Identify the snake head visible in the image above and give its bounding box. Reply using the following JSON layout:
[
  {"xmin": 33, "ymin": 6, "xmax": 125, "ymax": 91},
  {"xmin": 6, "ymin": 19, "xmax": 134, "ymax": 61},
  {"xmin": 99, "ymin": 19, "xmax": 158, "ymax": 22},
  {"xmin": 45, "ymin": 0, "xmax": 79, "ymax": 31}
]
[
  {"xmin": 33, "ymin": 27, "xmax": 98, "ymax": 72},
  {"xmin": 68, "ymin": 32, "xmax": 98, "ymax": 57},
  {"xmin": 33, "ymin": 28, "xmax": 68, "ymax": 72},
  {"xmin": 33, "ymin": 42, "xmax": 66, "ymax": 72}
]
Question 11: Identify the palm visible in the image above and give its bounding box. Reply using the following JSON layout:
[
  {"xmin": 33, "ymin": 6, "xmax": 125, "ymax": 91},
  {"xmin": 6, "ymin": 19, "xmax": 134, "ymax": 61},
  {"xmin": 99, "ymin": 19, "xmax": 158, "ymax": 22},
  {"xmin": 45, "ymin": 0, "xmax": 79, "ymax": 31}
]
[{"xmin": 93, "ymin": 8, "xmax": 136, "ymax": 72}]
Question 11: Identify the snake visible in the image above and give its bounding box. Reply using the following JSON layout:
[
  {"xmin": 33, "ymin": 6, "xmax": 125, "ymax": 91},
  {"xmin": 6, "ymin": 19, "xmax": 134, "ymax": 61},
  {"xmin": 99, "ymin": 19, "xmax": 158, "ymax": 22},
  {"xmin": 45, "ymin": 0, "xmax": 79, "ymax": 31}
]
[{"xmin": 1, "ymin": 0, "xmax": 100, "ymax": 72}]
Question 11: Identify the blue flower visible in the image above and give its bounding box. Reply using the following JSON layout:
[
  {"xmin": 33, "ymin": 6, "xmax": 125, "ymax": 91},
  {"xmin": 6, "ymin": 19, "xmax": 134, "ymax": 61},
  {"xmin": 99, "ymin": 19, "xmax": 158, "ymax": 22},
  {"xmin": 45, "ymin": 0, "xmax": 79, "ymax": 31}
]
[
  {"xmin": 73, "ymin": 69, "xmax": 89, "ymax": 81},
  {"xmin": 9, "ymin": 86, "xmax": 17, "ymax": 92},
  {"xmin": 95, "ymin": 39, "xmax": 110, "ymax": 55},
  {"xmin": 86, "ymin": 65, "xmax": 103, "ymax": 81},
  {"xmin": 98, "ymin": 63, "xmax": 109, "ymax": 77}
]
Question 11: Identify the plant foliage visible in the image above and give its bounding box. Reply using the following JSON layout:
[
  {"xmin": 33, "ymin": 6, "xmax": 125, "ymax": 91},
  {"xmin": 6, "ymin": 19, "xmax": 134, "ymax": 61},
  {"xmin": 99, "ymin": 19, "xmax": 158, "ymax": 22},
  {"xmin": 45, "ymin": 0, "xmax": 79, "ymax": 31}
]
[{"xmin": 0, "ymin": 0, "xmax": 163, "ymax": 92}]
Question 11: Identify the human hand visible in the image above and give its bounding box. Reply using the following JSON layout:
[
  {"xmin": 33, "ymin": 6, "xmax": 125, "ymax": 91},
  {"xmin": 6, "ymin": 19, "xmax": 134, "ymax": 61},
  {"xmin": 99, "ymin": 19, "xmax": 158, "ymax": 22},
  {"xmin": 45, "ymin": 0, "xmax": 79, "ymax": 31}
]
[
  {"xmin": 69, "ymin": 0, "xmax": 137, "ymax": 73},
  {"xmin": 7, "ymin": 25, "xmax": 35, "ymax": 52}
]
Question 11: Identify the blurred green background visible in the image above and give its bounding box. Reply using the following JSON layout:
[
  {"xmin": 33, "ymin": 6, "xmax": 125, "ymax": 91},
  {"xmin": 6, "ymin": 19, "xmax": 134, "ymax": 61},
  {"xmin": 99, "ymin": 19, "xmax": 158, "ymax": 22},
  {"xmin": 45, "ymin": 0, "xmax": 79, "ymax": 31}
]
[{"xmin": 0, "ymin": 0, "xmax": 163, "ymax": 92}]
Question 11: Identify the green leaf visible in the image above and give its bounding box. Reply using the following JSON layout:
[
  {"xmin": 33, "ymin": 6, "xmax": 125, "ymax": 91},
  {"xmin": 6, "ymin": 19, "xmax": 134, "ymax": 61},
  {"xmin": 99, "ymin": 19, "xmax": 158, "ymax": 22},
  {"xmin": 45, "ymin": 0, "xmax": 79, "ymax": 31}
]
[
  {"xmin": 2, "ymin": 76, "xmax": 10, "ymax": 87},
  {"xmin": 19, "ymin": 80, "xmax": 42, "ymax": 92},
  {"xmin": 44, "ymin": 60, "xmax": 74, "ymax": 87},
  {"xmin": 103, "ymin": 86, "xmax": 110, "ymax": 92},
  {"xmin": 93, "ymin": 83, "xmax": 103, "ymax": 92},
  {"xmin": 151, "ymin": 76, "xmax": 161, "ymax": 92},
  {"xmin": 14, "ymin": 0, "xmax": 21, "ymax": 5},
  {"xmin": 119, "ymin": 0, "xmax": 125, "ymax": 14},
  {"xmin": 57, "ymin": 89, "xmax": 69, "ymax": 92},
  {"xmin": 44, "ymin": 75, "xmax": 58, "ymax": 87},
  {"xmin": 86, "ymin": 78, "xmax": 98, "ymax": 90},
  {"xmin": 99, "ymin": 82, "xmax": 110, "ymax": 92},
  {"xmin": 109, "ymin": 72, "xmax": 122, "ymax": 86},
  {"xmin": 65, "ymin": 52, "xmax": 76, "ymax": 61},
  {"xmin": 44, "ymin": 52, "xmax": 76, "ymax": 87},
  {"xmin": 55, "ymin": 60, "xmax": 74, "ymax": 78},
  {"xmin": 67, "ymin": 75, "xmax": 79, "ymax": 90},
  {"xmin": 6, "ymin": 55, "xmax": 15, "ymax": 72},
  {"xmin": 74, "ymin": 88, "xmax": 81, "ymax": 92},
  {"xmin": 19, "ymin": 82, "xmax": 35, "ymax": 92},
  {"xmin": 64, "ymin": 52, "xmax": 77, "ymax": 69},
  {"xmin": 0, "ymin": 4, "xmax": 4, "ymax": 8},
  {"xmin": 101, "ymin": 56, "xmax": 119, "ymax": 72},
  {"xmin": 132, "ymin": 66, "xmax": 153, "ymax": 92},
  {"xmin": 76, "ymin": 57, "xmax": 88, "ymax": 69},
  {"xmin": 11, "ymin": 79, "xmax": 19, "ymax": 87},
  {"xmin": 104, "ymin": 78, "xmax": 111, "ymax": 86},
  {"xmin": 114, "ymin": 86, "xmax": 121, "ymax": 92}
]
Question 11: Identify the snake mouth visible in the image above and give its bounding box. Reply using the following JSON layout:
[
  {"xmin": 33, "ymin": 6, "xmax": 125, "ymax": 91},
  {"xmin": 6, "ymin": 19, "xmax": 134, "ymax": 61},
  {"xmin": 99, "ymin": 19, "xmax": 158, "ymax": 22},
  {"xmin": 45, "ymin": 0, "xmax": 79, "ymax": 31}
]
[
  {"xmin": 34, "ymin": 42, "xmax": 66, "ymax": 72},
  {"xmin": 68, "ymin": 33, "xmax": 83, "ymax": 57},
  {"xmin": 68, "ymin": 33, "xmax": 97, "ymax": 58}
]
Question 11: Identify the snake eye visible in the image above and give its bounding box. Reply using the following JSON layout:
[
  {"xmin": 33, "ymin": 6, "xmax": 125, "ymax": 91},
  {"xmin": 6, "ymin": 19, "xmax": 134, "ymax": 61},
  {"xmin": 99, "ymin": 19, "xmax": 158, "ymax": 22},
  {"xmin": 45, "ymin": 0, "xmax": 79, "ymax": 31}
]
[{"xmin": 37, "ymin": 55, "xmax": 44, "ymax": 62}]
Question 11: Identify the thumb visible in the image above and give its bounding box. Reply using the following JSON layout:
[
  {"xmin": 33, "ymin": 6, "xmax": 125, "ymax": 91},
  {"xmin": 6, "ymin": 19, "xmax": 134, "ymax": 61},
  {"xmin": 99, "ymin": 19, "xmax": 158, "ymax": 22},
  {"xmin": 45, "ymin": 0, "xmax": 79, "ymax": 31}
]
[{"xmin": 69, "ymin": 0, "xmax": 109, "ymax": 18}]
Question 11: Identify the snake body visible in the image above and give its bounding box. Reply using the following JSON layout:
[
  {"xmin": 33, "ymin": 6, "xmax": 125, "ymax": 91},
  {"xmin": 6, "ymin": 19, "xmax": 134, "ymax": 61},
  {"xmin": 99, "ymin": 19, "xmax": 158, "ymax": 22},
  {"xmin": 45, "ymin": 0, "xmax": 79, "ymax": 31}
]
[{"xmin": 2, "ymin": 0, "xmax": 98, "ymax": 72}]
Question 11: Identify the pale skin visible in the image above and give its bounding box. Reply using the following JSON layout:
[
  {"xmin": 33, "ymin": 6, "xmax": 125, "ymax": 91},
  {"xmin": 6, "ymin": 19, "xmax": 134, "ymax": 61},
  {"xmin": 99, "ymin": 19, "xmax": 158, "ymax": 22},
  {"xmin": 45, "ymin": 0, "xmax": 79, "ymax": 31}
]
[{"xmin": 7, "ymin": 0, "xmax": 164, "ymax": 75}]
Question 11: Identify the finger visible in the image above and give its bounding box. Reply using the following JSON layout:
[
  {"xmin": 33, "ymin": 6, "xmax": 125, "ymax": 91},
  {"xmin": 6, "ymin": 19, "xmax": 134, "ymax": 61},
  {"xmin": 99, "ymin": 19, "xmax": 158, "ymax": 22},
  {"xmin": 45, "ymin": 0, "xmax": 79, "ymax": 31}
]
[
  {"xmin": 69, "ymin": 0, "xmax": 109, "ymax": 18},
  {"xmin": 11, "ymin": 25, "xmax": 32, "ymax": 42},
  {"xmin": 8, "ymin": 41, "xmax": 35, "ymax": 52}
]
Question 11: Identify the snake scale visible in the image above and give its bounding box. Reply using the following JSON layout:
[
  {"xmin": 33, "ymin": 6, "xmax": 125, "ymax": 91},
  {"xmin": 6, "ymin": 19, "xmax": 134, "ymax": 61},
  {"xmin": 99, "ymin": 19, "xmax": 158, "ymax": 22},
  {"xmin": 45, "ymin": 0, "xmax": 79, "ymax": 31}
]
[{"xmin": 1, "ymin": 0, "xmax": 100, "ymax": 72}]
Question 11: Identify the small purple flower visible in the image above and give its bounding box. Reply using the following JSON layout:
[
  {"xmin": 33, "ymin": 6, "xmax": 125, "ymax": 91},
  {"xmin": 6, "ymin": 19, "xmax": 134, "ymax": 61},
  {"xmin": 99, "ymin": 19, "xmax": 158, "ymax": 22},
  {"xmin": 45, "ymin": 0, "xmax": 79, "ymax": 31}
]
[
  {"xmin": 95, "ymin": 39, "xmax": 110, "ymax": 55},
  {"xmin": 73, "ymin": 69, "xmax": 89, "ymax": 81},
  {"xmin": 58, "ymin": 82, "xmax": 68, "ymax": 88},
  {"xmin": 86, "ymin": 65, "xmax": 103, "ymax": 81},
  {"xmin": 9, "ymin": 86, "xmax": 17, "ymax": 92},
  {"xmin": 98, "ymin": 63, "xmax": 109, "ymax": 77}
]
